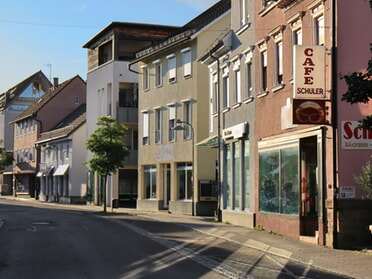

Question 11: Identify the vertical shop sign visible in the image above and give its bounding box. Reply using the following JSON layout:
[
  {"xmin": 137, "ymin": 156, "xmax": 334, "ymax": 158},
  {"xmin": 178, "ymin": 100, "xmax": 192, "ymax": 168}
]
[{"xmin": 294, "ymin": 45, "xmax": 326, "ymax": 99}]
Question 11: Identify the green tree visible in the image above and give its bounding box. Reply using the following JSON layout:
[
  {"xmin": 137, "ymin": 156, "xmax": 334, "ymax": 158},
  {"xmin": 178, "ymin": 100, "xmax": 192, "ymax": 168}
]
[
  {"xmin": 341, "ymin": 1, "xmax": 372, "ymax": 129},
  {"xmin": 84, "ymin": 116, "xmax": 129, "ymax": 212},
  {"xmin": 0, "ymin": 140, "xmax": 13, "ymax": 171},
  {"xmin": 353, "ymin": 157, "xmax": 372, "ymax": 199}
]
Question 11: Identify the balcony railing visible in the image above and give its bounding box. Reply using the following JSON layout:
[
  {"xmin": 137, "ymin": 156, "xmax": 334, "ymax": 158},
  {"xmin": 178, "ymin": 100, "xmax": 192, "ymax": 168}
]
[{"xmin": 117, "ymin": 107, "xmax": 138, "ymax": 123}]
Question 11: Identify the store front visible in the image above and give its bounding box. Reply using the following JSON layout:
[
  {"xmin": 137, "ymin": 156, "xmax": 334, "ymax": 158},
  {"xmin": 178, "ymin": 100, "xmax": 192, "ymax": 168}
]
[{"xmin": 257, "ymin": 128, "xmax": 324, "ymax": 243}]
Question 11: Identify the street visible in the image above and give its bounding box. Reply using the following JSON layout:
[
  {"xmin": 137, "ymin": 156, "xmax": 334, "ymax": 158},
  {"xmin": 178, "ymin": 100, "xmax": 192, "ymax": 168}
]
[{"xmin": 0, "ymin": 199, "xmax": 353, "ymax": 279}]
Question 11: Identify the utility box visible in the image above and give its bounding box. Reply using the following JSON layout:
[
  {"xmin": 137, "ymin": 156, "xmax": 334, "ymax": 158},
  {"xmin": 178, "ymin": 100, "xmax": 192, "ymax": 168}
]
[{"xmin": 199, "ymin": 180, "xmax": 217, "ymax": 201}]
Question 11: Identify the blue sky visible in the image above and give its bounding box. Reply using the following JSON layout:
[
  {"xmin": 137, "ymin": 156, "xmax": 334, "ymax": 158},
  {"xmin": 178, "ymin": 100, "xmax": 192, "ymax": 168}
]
[{"xmin": 0, "ymin": 0, "xmax": 219, "ymax": 93}]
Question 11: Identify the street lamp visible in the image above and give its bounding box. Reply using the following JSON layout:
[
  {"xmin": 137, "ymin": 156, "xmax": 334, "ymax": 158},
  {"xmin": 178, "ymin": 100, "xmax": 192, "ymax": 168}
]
[{"xmin": 173, "ymin": 119, "xmax": 194, "ymax": 216}]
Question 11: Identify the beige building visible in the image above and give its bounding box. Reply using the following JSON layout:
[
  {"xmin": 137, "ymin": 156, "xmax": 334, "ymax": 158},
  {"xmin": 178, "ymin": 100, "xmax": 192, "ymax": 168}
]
[{"xmin": 133, "ymin": 0, "xmax": 231, "ymax": 215}]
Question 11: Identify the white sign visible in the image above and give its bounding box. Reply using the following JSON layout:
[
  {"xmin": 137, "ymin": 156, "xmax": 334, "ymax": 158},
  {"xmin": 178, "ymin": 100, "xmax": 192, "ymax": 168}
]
[
  {"xmin": 223, "ymin": 123, "xmax": 246, "ymax": 140},
  {"xmin": 340, "ymin": 185, "xmax": 355, "ymax": 199},
  {"xmin": 341, "ymin": 121, "xmax": 372, "ymax": 149},
  {"xmin": 294, "ymin": 45, "xmax": 326, "ymax": 99}
]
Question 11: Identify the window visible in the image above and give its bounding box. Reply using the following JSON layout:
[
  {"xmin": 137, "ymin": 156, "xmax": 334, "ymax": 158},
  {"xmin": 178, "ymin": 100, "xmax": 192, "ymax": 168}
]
[
  {"xmin": 98, "ymin": 41, "xmax": 112, "ymax": 65},
  {"xmin": 181, "ymin": 48, "xmax": 192, "ymax": 78},
  {"xmin": 212, "ymin": 73, "xmax": 218, "ymax": 114},
  {"xmin": 167, "ymin": 54, "xmax": 176, "ymax": 83},
  {"xmin": 225, "ymin": 144, "xmax": 232, "ymax": 209},
  {"xmin": 155, "ymin": 108, "xmax": 162, "ymax": 144},
  {"xmin": 276, "ymin": 41, "xmax": 283, "ymax": 84},
  {"xmin": 315, "ymin": 15, "xmax": 324, "ymax": 45},
  {"xmin": 294, "ymin": 28, "xmax": 302, "ymax": 45},
  {"xmin": 239, "ymin": 0, "xmax": 249, "ymax": 26},
  {"xmin": 144, "ymin": 165, "xmax": 157, "ymax": 199},
  {"xmin": 245, "ymin": 52, "xmax": 253, "ymax": 98},
  {"xmin": 153, "ymin": 60, "xmax": 163, "ymax": 87},
  {"xmin": 142, "ymin": 65, "xmax": 149, "ymax": 91},
  {"xmin": 222, "ymin": 67, "xmax": 229, "ymax": 108},
  {"xmin": 261, "ymin": 50, "xmax": 268, "ymax": 91},
  {"xmin": 177, "ymin": 162, "xmax": 192, "ymax": 200},
  {"xmin": 119, "ymin": 83, "xmax": 138, "ymax": 108},
  {"xmin": 259, "ymin": 146, "xmax": 299, "ymax": 215},
  {"xmin": 168, "ymin": 105, "xmax": 176, "ymax": 141},
  {"xmin": 243, "ymin": 140, "xmax": 250, "ymax": 210},
  {"xmin": 183, "ymin": 101, "xmax": 192, "ymax": 139},
  {"xmin": 233, "ymin": 59, "xmax": 241, "ymax": 104},
  {"xmin": 233, "ymin": 142, "xmax": 241, "ymax": 209},
  {"xmin": 142, "ymin": 111, "xmax": 149, "ymax": 145}
]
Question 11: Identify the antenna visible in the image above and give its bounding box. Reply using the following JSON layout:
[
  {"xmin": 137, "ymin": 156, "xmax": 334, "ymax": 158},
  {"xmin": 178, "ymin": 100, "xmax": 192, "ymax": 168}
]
[{"xmin": 44, "ymin": 63, "xmax": 52, "ymax": 81}]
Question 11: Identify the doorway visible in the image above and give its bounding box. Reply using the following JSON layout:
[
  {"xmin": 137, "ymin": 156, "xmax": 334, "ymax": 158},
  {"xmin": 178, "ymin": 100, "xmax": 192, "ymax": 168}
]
[
  {"xmin": 300, "ymin": 136, "xmax": 319, "ymax": 236},
  {"xmin": 163, "ymin": 164, "xmax": 171, "ymax": 208}
]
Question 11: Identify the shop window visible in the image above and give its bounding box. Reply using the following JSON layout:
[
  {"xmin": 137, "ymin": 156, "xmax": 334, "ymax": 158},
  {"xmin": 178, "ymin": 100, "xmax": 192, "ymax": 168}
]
[
  {"xmin": 224, "ymin": 144, "xmax": 232, "ymax": 209},
  {"xmin": 243, "ymin": 140, "xmax": 250, "ymax": 210},
  {"xmin": 259, "ymin": 146, "xmax": 299, "ymax": 215},
  {"xmin": 144, "ymin": 165, "xmax": 157, "ymax": 199},
  {"xmin": 177, "ymin": 162, "xmax": 192, "ymax": 200},
  {"xmin": 233, "ymin": 142, "xmax": 241, "ymax": 209}
]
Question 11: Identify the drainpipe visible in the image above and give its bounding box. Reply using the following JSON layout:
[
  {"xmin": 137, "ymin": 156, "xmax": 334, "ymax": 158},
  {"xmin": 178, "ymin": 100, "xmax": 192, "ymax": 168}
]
[
  {"xmin": 330, "ymin": 0, "xmax": 338, "ymax": 248},
  {"xmin": 209, "ymin": 51, "xmax": 222, "ymax": 222},
  {"xmin": 128, "ymin": 61, "xmax": 140, "ymax": 75}
]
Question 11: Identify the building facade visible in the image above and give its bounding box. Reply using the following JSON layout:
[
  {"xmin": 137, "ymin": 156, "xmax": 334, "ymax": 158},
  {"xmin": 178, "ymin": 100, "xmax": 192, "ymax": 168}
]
[
  {"xmin": 0, "ymin": 71, "xmax": 51, "ymax": 195},
  {"xmin": 200, "ymin": 0, "xmax": 372, "ymax": 248},
  {"xmin": 134, "ymin": 0, "xmax": 231, "ymax": 216},
  {"xmin": 11, "ymin": 76, "xmax": 86, "ymax": 200},
  {"xmin": 36, "ymin": 105, "xmax": 87, "ymax": 204},
  {"xmin": 83, "ymin": 22, "xmax": 179, "ymax": 207}
]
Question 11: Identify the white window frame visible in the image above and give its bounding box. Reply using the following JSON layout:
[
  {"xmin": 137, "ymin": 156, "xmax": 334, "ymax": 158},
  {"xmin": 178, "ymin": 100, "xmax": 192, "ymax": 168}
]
[
  {"xmin": 154, "ymin": 107, "xmax": 162, "ymax": 144},
  {"xmin": 182, "ymin": 100, "xmax": 192, "ymax": 140},
  {"xmin": 181, "ymin": 48, "xmax": 192, "ymax": 78},
  {"xmin": 244, "ymin": 51, "xmax": 253, "ymax": 99},
  {"xmin": 168, "ymin": 104, "xmax": 176, "ymax": 142},
  {"xmin": 166, "ymin": 54, "xmax": 176, "ymax": 83},
  {"xmin": 142, "ymin": 111, "xmax": 149, "ymax": 145},
  {"xmin": 233, "ymin": 59, "xmax": 241, "ymax": 104},
  {"xmin": 239, "ymin": 0, "xmax": 249, "ymax": 26},
  {"xmin": 152, "ymin": 59, "xmax": 163, "ymax": 88},
  {"xmin": 141, "ymin": 64, "xmax": 149, "ymax": 91}
]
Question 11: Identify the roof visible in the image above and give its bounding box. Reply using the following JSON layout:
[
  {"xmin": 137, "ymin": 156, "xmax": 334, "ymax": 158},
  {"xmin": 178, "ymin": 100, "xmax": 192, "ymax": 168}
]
[
  {"xmin": 0, "ymin": 71, "xmax": 52, "ymax": 111},
  {"xmin": 134, "ymin": 0, "xmax": 231, "ymax": 62},
  {"xmin": 36, "ymin": 104, "xmax": 86, "ymax": 144},
  {"xmin": 11, "ymin": 75, "xmax": 85, "ymax": 123},
  {"xmin": 82, "ymin": 21, "xmax": 180, "ymax": 49}
]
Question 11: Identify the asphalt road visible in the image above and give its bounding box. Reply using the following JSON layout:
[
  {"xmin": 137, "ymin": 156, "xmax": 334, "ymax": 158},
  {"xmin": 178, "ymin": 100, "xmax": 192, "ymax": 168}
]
[{"xmin": 0, "ymin": 199, "xmax": 352, "ymax": 279}]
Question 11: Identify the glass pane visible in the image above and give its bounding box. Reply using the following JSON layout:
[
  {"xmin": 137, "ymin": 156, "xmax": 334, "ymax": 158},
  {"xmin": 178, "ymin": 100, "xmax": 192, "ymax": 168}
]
[
  {"xmin": 234, "ymin": 142, "xmax": 240, "ymax": 210},
  {"xmin": 259, "ymin": 150, "xmax": 280, "ymax": 213},
  {"xmin": 281, "ymin": 147, "xmax": 299, "ymax": 215},
  {"xmin": 243, "ymin": 140, "xmax": 250, "ymax": 210},
  {"xmin": 225, "ymin": 144, "xmax": 232, "ymax": 209}
]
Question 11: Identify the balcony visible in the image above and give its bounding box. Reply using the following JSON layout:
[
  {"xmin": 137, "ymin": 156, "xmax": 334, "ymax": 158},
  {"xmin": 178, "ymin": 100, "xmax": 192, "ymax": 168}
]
[
  {"xmin": 125, "ymin": 149, "xmax": 138, "ymax": 166},
  {"xmin": 117, "ymin": 107, "xmax": 138, "ymax": 124}
]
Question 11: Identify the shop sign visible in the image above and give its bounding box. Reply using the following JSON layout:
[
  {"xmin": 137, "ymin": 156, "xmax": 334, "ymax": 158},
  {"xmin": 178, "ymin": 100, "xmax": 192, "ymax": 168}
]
[
  {"xmin": 223, "ymin": 123, "xmax": 246, "ymax": 140},
  {"xmin": 294, "ymin": 45, "xmax": 326, "ymax": 99},
  {"xmin": 340, "ymin": 185, "xmax": 355, "ymax": 199},
  {"xmin": 341, "ymin": 121, "xmax": 372, "ymax": 149},
  {"xmin": 292, "ymin": 99, "xmax": 326, "ymax": 124}
]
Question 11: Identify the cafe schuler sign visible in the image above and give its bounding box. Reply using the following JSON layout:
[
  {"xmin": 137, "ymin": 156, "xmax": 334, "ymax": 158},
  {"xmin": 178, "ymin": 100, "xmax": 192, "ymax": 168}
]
[{"xmin": 294, "ymin": 45, "xmax": 326, "ymax": 99}]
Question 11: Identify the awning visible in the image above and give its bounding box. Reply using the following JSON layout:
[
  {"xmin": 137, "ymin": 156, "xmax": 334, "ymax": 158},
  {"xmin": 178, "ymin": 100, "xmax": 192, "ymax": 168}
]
[
  {"xmin": 45, "ymin": 166, "xmax": 54, "ymax": 176},
  {"xmin": 197, "ymin": 135, "xmax": 218, "ymax": 148},
  {"xmin": 53, "ymin": 164, "xmax": 69, "ymax": 176},
  {"xmin": 36, "ymin": 172, "xmax": 44, "ymax": 177}
]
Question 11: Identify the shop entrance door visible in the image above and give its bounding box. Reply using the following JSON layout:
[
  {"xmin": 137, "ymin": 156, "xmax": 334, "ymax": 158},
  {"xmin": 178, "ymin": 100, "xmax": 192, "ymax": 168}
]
[
  {"xmin": 300, "ymin": 136, "xmax": 319, "ymax": 236},
  {"xmin": 163, "ymin": 164, "xmax": 171, "ymax": 208}
]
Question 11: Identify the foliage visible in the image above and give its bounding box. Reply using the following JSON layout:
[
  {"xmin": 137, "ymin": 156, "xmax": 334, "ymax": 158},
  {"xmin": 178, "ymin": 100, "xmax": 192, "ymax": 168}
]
[
  {"xmin": 85, "ymin": 116, "xmax": 129, "ymax": 176},
  {"xmin": 0, "ymin": 140, "xmax": 13, "ymax": 171},
  {"xmin": 340, "ymin": 37, "xmax": 372, "ymax": 129},
  {"xmin": 353, "ymin": 157, "xmax": 372, "ymax": 199},
  {"xmin": 84, "ymin": 116, "xmax": 129, "ymax": 212}
]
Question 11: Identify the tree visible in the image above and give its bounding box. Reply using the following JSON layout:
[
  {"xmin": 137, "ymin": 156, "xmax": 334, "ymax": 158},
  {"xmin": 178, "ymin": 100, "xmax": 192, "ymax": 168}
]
[
  {"xmin": 84, "ymin": 116, "xmax": 129, "ymax": 212},
  {"xmin": 341, "ymin": 1, "xmax": 372, "ymax": 130},
  {"xmin": 0, "ymin": 140, "xmax": 13, "ymax": 171},
  {"xmin": 353, "ymin": 157, "xmax": 372, "ymax": 199}
]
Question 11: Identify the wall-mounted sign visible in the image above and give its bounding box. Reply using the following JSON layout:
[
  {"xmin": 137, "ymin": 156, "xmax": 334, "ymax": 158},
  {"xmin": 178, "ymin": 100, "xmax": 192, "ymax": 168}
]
[
  {"xmin": 340, "ymin": 185, "xmax": 355, "ymax": 199},
  {"xmin": 292, "ymin": 99, "xmax": 326, "ymax": 124},
  {"xmin": 223, "ymin": 122, "xmax": 246, "ymax": 140},
  {"xmin": 294, "ymin": 45, "xmax": 326, "ymax": 99},
  {"xmin": 341, "ymin": 121, "xmax": 372, "ymax": 149}
]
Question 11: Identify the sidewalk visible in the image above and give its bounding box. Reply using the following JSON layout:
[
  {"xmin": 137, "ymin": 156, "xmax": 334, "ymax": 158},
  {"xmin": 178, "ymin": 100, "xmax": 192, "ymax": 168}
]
[{"xmin": 2, "ymin": 196, "xmax": 372, "ymax": 279}]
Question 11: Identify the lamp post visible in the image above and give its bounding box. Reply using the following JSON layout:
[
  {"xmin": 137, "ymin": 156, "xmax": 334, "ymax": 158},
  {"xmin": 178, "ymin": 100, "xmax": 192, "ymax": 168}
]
[{"xmin": 173, "ymin": 119, "xmax": 194, "ymax": 216}]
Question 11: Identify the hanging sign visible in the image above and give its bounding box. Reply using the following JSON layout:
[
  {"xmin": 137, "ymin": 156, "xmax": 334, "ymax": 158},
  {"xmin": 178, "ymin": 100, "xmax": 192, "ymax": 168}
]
[
  {"xmin": 294, "ymin": 45, "xmax": 326, "ymax": 99},
  {"xmin": 292, "ymin": 99, "xmax": 326, "ymax": 124}
]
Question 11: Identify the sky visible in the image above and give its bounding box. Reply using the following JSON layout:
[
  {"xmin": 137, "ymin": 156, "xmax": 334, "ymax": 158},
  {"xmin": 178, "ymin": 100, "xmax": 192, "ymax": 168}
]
[{"xmin": 0, "ymin": 0, "xmax": 219, "ymax": 93}]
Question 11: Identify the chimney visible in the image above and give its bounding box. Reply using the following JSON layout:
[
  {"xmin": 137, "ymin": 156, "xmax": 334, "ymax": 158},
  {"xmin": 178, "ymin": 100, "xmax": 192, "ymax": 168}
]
[{"xmin": 53, "ymin": 77, "xmax": 59, "ymax": 88}]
